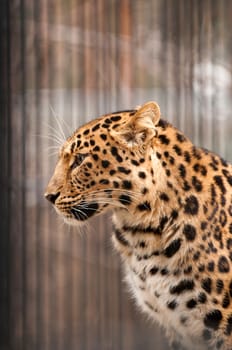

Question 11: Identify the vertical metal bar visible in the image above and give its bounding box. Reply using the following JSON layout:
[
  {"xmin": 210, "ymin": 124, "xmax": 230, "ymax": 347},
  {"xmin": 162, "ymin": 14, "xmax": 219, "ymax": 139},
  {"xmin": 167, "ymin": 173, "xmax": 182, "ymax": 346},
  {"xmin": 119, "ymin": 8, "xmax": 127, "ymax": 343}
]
[
  {"xmin": 0, "ymin": 0, "xmax": 11, "ymax": 347},
  {"xmin": 65, "ymin": 3, "xmax": 73, "ymax": 348},
  {"xmin": 45, "ymin": 1, "xmax": 52, "ymax": 349},
  {"xmin": 119, "ymin": 0, "xmax": 132, "ymax": 106},
  {"xmin": 10, "ymin": 1, "xmax": 24, "ymax": 348},
  {"xmin": 201, "ymin": 0, "xmax": 213, "ymax": 150},
  {"xmin": 33, "ymin": 0, "xmax": 43, "ymax": 348},
  {"xmin": 109, "ymin": 0, "xmax": 117, "ymax": 110},
  {"xmin": 82, "ymin": 3, "xmax": 88, "ymax": 349},
  {"xmin": 40, "ymin": 1, "xmax": 51, "ymax": 348},
  {"xmin": 55, "ymin": 4, "xmax": 64, "ymax": 349},
  {"xmin": 213, "ymin": 0, "xmax": 225, "ymax": 157},
  {"xmin": 163, "ymin": 0, "xmax": 171, "ymax": 121},
  {"xmin": 224, "ymin": 0, "xmax": 232, "ymax": 161},
  {"xmin": 192, "ymin": 0, "xmax": 200, "ymax": 146},
  {"xmin": 178, "ymin": 0, "xmax": 185, "ymax": 131},
  {"xmin": 84, "ymin": 3, "xmax": 98, "ymax": 348},
  {"xmin": 72, "ymin": 4, "xmax": 87, "ymax": 349},
  {"xmin": 19, "ymin": 0, "xmax": 27, "ymax": 348},
  {"xmin": 96, "ymin": 5, "xmax": 110, "ymax": 350}
]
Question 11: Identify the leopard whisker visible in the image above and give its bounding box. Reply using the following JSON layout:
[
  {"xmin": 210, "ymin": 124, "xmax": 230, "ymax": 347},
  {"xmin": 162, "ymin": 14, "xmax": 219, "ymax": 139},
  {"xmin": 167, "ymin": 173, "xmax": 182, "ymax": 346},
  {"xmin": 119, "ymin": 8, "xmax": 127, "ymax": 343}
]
[
  {"xmin": 37, "ymin": 133, "xmax": 64, "ymax": 147},
  {"xmin": 49, "ymin": 104, "xmax": 73, "ymax": 136},
  {"xmin": 48, "ymin": 104, "xmax": 68, "ymax": 142},
  {"xmin": 65, "ymin": 190, "xmax": 143, "ymax": 206},
  {"xmin": 86, "ymin": 188, "xmax": 143, "ymax": 201},
  {"xmin": 79, "ymin": 198, "xmax": 131, "ymax": 211},
  {"xmin": 43, "ymin": 122, "xmax": 67, "ymax": 145},
  {"xmin": 58, "ymin": 191, "xmax": 142, "ymax": 211},
  {"xmin": 46, "ymin": 145, "xmax": 61, "ymax": 157},
  {"xmin": 48, "ymin": 151, "xmax": 60, "ymax": 158},
  {"xmin": 46, "ymin": 145, "xmax": 61, "ymax": 151},
  {"xmin": 71, "ymin": 206, "xmax": 89, "ymax": 220}
]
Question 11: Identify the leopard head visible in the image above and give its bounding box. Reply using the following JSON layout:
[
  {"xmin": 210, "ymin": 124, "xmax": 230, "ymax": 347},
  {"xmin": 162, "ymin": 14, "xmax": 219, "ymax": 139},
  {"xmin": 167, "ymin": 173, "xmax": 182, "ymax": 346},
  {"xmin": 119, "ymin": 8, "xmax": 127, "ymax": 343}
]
[{"xmin": 44, "ymin": 102, "xmax": 161, "ymax": 224}]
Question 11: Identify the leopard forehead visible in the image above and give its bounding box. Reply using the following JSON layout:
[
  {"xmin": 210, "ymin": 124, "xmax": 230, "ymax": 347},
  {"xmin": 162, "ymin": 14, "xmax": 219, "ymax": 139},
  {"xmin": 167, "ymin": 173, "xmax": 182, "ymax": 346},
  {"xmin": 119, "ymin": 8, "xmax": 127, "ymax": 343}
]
[{"xmin": 63, "ymin": 109, "xmax": 136, "ymax": 154}]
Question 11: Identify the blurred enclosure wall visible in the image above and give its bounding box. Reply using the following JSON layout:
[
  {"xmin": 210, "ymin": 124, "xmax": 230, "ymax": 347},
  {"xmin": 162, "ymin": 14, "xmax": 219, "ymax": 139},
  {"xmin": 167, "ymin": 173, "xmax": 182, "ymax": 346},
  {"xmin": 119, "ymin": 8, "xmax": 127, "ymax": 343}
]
[{"xmin": 1, "ymin": 1, "xmax": 232, "ymax": 350}]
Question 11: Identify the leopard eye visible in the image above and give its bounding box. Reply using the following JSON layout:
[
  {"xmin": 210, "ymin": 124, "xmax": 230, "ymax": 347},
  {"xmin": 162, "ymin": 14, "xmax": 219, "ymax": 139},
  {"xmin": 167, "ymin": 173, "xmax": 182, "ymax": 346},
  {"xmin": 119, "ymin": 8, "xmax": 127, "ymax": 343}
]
[{"xmin": 71, "ymin": 154, "xmax": 88, "ymax": 169}]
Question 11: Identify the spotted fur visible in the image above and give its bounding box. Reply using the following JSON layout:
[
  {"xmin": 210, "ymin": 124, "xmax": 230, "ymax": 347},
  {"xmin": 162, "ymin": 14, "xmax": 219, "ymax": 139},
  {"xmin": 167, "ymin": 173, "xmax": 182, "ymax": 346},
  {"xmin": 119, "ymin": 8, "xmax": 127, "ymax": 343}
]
[{"xmin": 45, "ymin": 102, "xmax": 232, "ymax": 350}]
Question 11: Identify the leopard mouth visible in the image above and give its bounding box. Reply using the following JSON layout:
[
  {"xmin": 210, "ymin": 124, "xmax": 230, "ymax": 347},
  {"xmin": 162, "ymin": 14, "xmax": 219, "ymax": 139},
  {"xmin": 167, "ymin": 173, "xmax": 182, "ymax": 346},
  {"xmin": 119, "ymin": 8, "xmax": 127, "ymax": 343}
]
[{"xmin": 70, "ymin": 201, "xmax": 99, "ymax": 221}]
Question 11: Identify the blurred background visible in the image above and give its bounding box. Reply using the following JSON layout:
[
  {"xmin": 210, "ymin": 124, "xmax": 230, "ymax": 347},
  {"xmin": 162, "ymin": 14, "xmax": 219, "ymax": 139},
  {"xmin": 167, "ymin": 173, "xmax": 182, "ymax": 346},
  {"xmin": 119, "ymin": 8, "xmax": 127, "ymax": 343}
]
[{"xmin": 1, "ymin": 1, "xmax": 232, "ymax": 349}]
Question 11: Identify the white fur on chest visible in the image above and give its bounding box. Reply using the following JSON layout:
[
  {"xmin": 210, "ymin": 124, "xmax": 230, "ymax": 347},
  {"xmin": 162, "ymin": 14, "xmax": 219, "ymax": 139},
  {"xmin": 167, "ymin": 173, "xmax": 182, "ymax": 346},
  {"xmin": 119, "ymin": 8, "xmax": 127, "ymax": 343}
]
[
  {"xmin": 120, "ymin": 254, "xmax": 207, "ymax": 350},
  {"xmin": 123, "ymin": 256, "xmax": 180, "ymax": 325},
  {"xmin": 111, "ymin": 212, "xmax": 211, "ymax": 349}
]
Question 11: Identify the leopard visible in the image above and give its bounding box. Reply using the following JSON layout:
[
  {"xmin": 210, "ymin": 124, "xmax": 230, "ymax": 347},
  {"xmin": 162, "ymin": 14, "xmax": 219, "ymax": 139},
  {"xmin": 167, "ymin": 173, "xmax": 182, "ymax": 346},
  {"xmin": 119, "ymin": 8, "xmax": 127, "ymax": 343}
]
[{"xmin": 45, "ymin": 101, "xmax": 232, "ymax": 350}]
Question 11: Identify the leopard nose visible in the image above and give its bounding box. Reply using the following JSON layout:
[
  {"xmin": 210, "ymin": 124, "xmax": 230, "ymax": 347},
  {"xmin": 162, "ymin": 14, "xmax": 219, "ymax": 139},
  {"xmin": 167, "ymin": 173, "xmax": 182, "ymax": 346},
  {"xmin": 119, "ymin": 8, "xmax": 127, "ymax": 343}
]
[{"xmin": 44, "ymin": 192, "xmax": 60, "ymax": 204}]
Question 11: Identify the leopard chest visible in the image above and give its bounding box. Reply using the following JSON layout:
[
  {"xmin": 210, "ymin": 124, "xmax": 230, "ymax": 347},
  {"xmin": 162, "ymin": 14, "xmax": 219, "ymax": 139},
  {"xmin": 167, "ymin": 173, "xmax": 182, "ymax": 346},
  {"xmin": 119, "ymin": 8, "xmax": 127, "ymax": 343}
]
[
  {"xmin": 123, "ymin": 252, "xmax": 187, "ymax": 325},
  {"xmin": 124, "ymin": 253, "xmax": 210, "ymax": 348},
  {"xmin": 112, "ymin": 230, "xmax": 208, "ymax": 349}
]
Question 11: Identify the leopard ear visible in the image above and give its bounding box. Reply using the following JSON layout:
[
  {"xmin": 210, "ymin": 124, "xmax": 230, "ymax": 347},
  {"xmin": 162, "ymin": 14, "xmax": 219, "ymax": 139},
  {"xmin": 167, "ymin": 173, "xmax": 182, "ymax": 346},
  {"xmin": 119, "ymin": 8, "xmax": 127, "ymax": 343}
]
[
  {"xmin": 115, "ymin": 101, "xmax": 160, "ymax": 147},
  {"xmin": 133, "ymin": 101, "xmax": 160, "ymax": 130}
]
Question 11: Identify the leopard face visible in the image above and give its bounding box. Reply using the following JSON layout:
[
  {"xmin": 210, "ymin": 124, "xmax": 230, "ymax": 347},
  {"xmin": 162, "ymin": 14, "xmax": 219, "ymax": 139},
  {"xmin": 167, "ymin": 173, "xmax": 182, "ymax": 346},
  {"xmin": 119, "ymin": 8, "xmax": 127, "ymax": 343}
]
[
  {"xmin": 45, "ymin": 102, "xmax": 161, "ymax": 225},
  {"xmin": 45, "ymin": 101, "xmax": 232, "ymax": 350}
]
